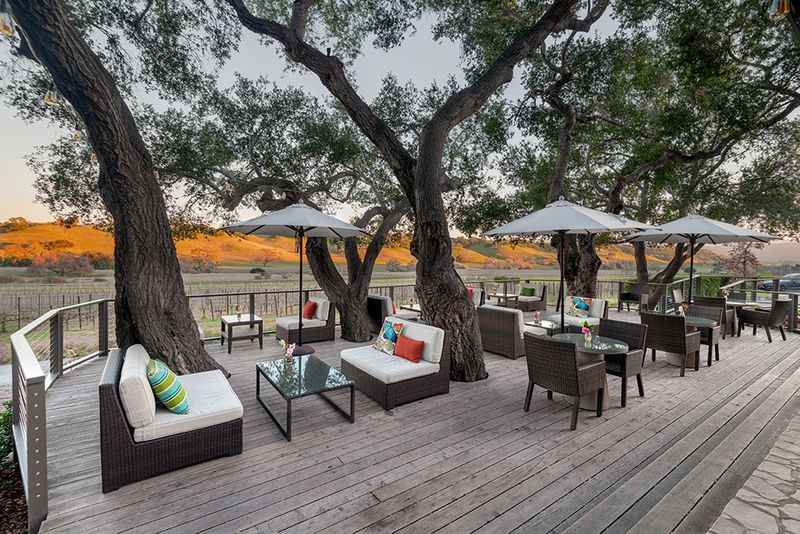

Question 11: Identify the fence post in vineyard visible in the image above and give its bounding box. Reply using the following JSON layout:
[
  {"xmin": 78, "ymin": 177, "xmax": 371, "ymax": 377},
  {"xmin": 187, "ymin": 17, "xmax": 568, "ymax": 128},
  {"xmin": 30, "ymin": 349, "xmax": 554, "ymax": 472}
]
[
  {"xmin": 98, "ymin": 300, "xmax": 109, "ymax": 357},
  {"xmin": 249, "ymin": 293, "xmax": 255, "ymax": 328},
  {"xmin": 389, "ymin": 286, "xmax": 394, "ymax": 302},
  {"xmin": 49, "ymin": 312, "xmax": 64, "ymax": 381}
]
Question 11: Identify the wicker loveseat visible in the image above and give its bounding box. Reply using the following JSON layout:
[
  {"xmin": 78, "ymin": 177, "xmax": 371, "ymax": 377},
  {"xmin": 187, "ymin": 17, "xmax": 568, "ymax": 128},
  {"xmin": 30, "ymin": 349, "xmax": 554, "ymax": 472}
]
[
  {"xmin": 543, "ymin": 296, "xmax": 608, "ymax": 328},
  {"xmin": 99, "ymin": 345, "xmax": 243, "ymax": 492},
  {"xmin": 276, "ymin": 295, "xmax": 336, "ymax": 344},
  {"xmin": 340, "ymin": 317, "xmax": 449, "ymax": 410}
]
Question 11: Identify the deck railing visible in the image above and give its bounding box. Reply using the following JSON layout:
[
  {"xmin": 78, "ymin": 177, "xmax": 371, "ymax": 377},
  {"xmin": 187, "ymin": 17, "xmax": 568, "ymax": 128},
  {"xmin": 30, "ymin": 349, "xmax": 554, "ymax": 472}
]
[{"xmin": 10, "ymin": 298, "xmax": 112, "ymax": 534}]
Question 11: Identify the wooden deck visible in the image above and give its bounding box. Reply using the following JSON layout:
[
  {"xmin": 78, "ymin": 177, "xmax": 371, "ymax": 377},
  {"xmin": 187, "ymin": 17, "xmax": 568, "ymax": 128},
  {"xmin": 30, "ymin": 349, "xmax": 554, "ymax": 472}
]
[{"xmin": 38, "ymin": 312, "xmax": 800, "ymax": 534}]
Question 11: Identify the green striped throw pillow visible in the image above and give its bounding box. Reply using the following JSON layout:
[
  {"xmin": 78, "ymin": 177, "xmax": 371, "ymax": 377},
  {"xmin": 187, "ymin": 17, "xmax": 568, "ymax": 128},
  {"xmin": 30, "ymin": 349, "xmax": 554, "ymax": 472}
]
[{"xmin": 146, "ymin": 360, "xmax": 190, "ymax": 414}]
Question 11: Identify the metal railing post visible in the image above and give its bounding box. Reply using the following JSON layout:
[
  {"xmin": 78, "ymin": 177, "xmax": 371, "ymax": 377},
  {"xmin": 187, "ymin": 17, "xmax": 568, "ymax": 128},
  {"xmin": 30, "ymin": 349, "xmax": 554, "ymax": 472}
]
[
  {"xmin": 617, "ymin": 281, "xmax": 624, "ymax": 312},
  {"xmin": 25, "ymin": 374, "xmax": 48, "ymax": 534},
  {"xmin": 249, "ymin": 293, "xmax": 255, "ymax": 328},
  {"xmin": 98, "ymin": 300, "xmax": 109, "ymax": 358},
  {"xmin": 791, "ymin": 294, "xmax": 799, "ymax": 333},
  {"xmin": 49, "ymin": 313, "xmax": 63, "ymax": 381}
]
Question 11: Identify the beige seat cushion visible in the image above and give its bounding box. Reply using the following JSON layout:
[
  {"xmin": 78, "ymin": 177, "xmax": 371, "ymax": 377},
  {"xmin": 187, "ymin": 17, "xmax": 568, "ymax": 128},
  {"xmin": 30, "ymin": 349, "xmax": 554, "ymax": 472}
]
[
  {"xmin": 518, "ymin": 295, "xmax": 543, "ymax": 302},
  {"xmin": 542, "ymin": 313, "xmax": 600, "ymax": 327},
  {"xmin": 119, "ymin": 344, "xmax": 155, "ymax": 429},
  {"xmin": 393, "ymin": 310, "xmax": 420, "ymax": 321},
  {"xmin": 340, "ymin": 345, "xmax": 439, "ymax": 384},
  {"xmin": 276, "ymin": 316, "xmax": 327, "ymax": 330},
  {"xmin": 133, "ymin": 370, "xmax": 243, "ymax": 442}
]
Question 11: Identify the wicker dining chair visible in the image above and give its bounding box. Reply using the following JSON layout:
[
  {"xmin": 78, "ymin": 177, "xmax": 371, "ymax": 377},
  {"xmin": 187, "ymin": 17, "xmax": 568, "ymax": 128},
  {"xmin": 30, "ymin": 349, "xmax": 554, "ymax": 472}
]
[
  {"xmin": 687, "ymin": 304, "xmax": 723, "ymax": 367},
  {"xmin": 598, "ymin": 319, "xmax": 648, "ymax": 408},
  {"xmin": 693, "ymin": 296, "xmax": 736, "ymax": 338},
  {"xmin": 640, "ymin": 312, "xmax": 701, "ymax": 377},
  {"xmin": 738, "ymin": 300, "xmax": 792, "ymax": 343},
  {"xmin": 523, "ymin": 333, "xmax": 605, "ymax": 430}
]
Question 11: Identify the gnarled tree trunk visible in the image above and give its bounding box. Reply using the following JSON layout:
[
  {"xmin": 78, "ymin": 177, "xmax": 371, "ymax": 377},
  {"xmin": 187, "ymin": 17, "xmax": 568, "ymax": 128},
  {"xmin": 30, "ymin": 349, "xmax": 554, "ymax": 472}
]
[
  {"xmin": 11, "ymin": 0, "xmax": 223, "ymax": 375},
  {"xmin": 563, "ymin": 235, "xmax": 602, "ymax": 297},
  {"xmin": 306, "ymin": 207, "xmax": 405, "ymax": 342}
]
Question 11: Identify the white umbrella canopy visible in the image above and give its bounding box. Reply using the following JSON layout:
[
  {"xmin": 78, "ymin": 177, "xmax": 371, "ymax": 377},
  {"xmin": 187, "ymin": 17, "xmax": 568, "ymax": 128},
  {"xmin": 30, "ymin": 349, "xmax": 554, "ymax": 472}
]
[
  {"xmin": 625, "ymin": 214, "xmax": 776, "ymax": 245},
  {"xmin": 224, "ymin": 201, "xmax": 369, "ymax": 239},
  {"xmin": 485, "ymin": 198, "xmax": 659, "ymax": 237},
  {"xmin": 224, "ymin": 201, "xmax": 369, "ymax": 354},
  {"xmin": 626, "ymin": 214, "xmax": 778, "ymax": 302},
  {"xmin": 486, "ymin": 198, "xmax": 656, "ymax": 332}
]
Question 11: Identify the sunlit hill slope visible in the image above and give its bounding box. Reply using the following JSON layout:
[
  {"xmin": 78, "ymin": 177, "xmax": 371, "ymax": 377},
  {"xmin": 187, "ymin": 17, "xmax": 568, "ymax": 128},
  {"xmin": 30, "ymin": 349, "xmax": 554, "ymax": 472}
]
[{"xmin": 0, "ymin": 221, "xmax": 719, "ymax": 269}]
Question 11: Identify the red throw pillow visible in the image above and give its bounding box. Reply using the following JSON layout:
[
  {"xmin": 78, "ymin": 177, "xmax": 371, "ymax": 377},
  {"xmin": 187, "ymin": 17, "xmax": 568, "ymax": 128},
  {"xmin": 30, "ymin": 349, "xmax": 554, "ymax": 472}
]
[
  {"xmin": 392, "ymin": 302, "xmax": 397, "ymax": 314},
  {"xmin": 302, "ymin": 301, "xmax": 317, "ymax": 320},
  {"xmin": 394, "ymin": 334, "xmax": 425, "ymax": 363},
  {"xmin": 466, "ymin": 287, "xmax": 474, "ymax": 300}
]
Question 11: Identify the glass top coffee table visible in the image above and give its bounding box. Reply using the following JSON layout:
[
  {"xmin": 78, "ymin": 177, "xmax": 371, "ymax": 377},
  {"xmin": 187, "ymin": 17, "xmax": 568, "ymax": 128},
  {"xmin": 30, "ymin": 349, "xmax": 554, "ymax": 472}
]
[{"xmin": 256, "ymin": 355, "xmax": 354, "ymax": 441}]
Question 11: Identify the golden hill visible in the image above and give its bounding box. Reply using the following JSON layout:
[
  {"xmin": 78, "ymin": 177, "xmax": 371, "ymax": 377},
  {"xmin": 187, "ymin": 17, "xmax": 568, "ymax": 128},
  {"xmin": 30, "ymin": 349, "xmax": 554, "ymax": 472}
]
[{"xmin": 0, "ymin": 220, "xmax": 719, "ymax": 269}]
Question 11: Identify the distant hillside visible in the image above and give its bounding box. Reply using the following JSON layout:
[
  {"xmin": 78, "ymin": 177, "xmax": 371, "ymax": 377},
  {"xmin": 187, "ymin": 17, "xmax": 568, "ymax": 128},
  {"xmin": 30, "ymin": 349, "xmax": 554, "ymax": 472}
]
[{"xmin": 0, "ymin": 220, "xmax": 720, "ymax": 269}]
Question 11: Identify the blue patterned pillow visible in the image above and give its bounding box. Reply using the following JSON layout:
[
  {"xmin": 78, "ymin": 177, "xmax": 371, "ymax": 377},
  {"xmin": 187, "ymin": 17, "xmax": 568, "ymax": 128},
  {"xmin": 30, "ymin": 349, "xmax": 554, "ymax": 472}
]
[
  {"xmin": 146, "ymin": 360, "xmax": 189, "ymax": 414},
  {"xmin": 374, "ymin": 320, "xmax": 404, "ymax": 355}
]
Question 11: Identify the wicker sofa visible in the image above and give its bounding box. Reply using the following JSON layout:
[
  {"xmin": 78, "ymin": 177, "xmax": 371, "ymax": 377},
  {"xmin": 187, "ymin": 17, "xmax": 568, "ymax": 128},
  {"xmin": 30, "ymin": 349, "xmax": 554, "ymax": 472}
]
[
  {"xmin": 99, "ymin": 345, "xmax": 243, "ymax": 492},
  {"xmin": 276, "ymin": 295, "xmax": 335, "ymax": 344},
  {"xmin": 543, "ymin": 296, "xmax": 608, "ymax": 328},
  {"xmin": 340, "ymin": 317, "xmax": 449, "ymax": 410}
]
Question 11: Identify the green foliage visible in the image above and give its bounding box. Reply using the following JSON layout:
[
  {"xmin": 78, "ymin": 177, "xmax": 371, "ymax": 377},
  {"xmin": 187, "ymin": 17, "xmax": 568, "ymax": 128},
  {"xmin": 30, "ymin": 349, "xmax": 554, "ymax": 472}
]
[{"xmin": 0, "ymin": 401, "xmax": 13, "ymax": 470}]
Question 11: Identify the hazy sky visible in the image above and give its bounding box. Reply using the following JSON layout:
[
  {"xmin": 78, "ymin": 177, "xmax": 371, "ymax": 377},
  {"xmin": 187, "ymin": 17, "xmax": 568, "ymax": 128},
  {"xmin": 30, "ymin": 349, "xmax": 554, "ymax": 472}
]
[{"xmin": 0, "ymin": 17, "xmax": 474, "ymax": 222}]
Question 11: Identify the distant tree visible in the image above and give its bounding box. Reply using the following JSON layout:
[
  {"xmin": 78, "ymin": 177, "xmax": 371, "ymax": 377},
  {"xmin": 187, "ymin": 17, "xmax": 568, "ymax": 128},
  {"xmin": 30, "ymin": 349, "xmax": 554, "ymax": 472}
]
[{"xmin": 725, "ymin": 243, "xmax": 763, "ymax": 279}]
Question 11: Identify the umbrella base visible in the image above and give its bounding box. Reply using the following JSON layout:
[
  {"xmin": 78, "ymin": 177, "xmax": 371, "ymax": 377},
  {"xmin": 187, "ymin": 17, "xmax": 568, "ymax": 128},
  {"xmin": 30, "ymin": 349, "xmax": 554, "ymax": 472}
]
[{"xmin": 293, "ymin": 344, "xmax": 315, "ymax": 356}]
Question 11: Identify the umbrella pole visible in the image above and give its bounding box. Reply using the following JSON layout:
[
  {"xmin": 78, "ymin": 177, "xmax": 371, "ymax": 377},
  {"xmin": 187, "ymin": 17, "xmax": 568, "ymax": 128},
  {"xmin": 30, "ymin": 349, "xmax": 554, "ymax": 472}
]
[
  {"xmin": 298, "ymin": 230, "xmax": 304, "ymax": 347},
  {"xmin": 293, "ymin": 229, "xmax": 314, "ymax": 356},
  {"xmin": 560, "ymin": 230, "xmax": 566, "ymax": 334},
  {"xmin": 688, "ymin": 235, "xmax": 696, "ymax": 304}
]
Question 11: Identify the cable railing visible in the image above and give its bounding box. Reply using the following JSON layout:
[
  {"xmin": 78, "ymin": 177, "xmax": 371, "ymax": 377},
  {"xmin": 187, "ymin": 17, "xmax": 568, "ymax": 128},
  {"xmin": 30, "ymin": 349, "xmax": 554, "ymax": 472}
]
[{"xmin": 10, "ymin": 298, "xmax": 112, "ymax": 534}]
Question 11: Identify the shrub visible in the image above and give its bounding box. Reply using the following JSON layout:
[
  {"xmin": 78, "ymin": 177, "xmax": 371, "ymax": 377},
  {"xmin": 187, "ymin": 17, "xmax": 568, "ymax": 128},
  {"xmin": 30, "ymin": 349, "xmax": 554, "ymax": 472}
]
[
  {"xmin": 385, "ymin": 260, "xmax": 403, "ymax": 272},
  {"xmin": 0, "ymin": 401, "xmax": 12, "ymax": 469},
  {"xmin": 0, "ymin": 275, "xmax": 21, "ymax": 284},
  {"xmin": 27, "ymin": 253, "xmax": 94, "ymax": 276},
  {"xmin": 249, "ymin": 267, "xmax": 265, "ymax": 274}
]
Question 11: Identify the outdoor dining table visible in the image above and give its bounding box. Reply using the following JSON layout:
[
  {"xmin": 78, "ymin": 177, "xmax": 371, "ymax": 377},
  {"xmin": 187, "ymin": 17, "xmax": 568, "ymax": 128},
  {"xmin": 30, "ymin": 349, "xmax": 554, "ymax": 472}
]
[{"xmin": 552, "ymin": 333, "xmax": 629, "ymax": 411}]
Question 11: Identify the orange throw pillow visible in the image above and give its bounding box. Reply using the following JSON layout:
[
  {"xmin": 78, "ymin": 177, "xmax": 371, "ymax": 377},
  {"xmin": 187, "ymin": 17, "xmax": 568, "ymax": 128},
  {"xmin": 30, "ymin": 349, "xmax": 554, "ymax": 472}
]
[
  {"xmin": 395, "ymin": 334, "xmax": 425, "ymax": 363},
  {"xmin": 302, "ymin": 301, "xmax": 317, "ymax": 320}
]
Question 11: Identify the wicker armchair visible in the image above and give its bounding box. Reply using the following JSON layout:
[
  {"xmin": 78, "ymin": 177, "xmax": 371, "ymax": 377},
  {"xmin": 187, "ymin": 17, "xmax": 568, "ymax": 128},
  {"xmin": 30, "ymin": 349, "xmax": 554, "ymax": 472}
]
[
  {"xmin": 477, "ymin": 305, "xmax": 525, "ymax": 359},
  {"xmin": 523, "ymin": 333, "xmax": 605, "ymax": 430},
  {"xmin": 693, "ymin": 296, "xmax": 736, "ymax": 338},
  {"xmin": 640, "ymin": 312, "xmax": 701, "ymax": 377},
  {"xmin": 517, "ymin": 284, "xmax": 548, "ymax": 312},
  {"xmin": 687, "ymin": 305, "xmax": 723, "ymax": 367},
  {"xmin": 598, "ymin": 319, "xmax": 648, "ymax": 408},
  {"xmin": 276, "ymin": 296, "xmax": 336, "ymax": 344},
  {"xmin": 99, "ymin": 350, "xmax": 242, "ymax": 492},
  {"xmin": 738, "ymin": 300, "xmax": 792, "ymax": 343}
]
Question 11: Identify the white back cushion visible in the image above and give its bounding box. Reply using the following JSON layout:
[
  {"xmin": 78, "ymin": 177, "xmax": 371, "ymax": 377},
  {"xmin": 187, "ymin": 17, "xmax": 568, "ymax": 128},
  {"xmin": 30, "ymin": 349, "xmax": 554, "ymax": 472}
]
[
  {"xmin": 386, "ymin": 316, "xmax": 445, "ymax": 364},
  {"xmin": 470, "ymin": 288, "xmax": 483, "ymax": 306},
  {"xmin": 119, "ymin": 344, "xmax": 156, "ymax": 428},
  {"xmin": 310, "ymin": 296, "xmax": 330, "ymax": 321},
  {"xmin": 589, "ymin": 299, "xmax": 607, "ymax": 318}
]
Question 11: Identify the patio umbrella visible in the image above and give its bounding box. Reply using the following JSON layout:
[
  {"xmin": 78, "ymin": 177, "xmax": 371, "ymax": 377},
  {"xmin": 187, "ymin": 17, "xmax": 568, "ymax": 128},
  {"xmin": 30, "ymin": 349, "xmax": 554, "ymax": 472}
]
[
  {"xmin": 225, "ymin": 201, "xmax": 369, "ymax": 354},
  {"xmin": 626, "ymin": 214, "xmax": 778, "ymax": 303},
  {"xmin": 486, "ymin": 198, "xmax": 656, "ymax": 332}
]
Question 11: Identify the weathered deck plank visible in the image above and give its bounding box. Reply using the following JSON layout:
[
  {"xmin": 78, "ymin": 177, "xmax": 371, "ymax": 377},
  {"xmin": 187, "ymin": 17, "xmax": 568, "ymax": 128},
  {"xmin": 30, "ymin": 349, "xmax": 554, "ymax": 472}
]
[{"xmin": 37, "ymin": 312, "xmax": 800, "ymax": 534}]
